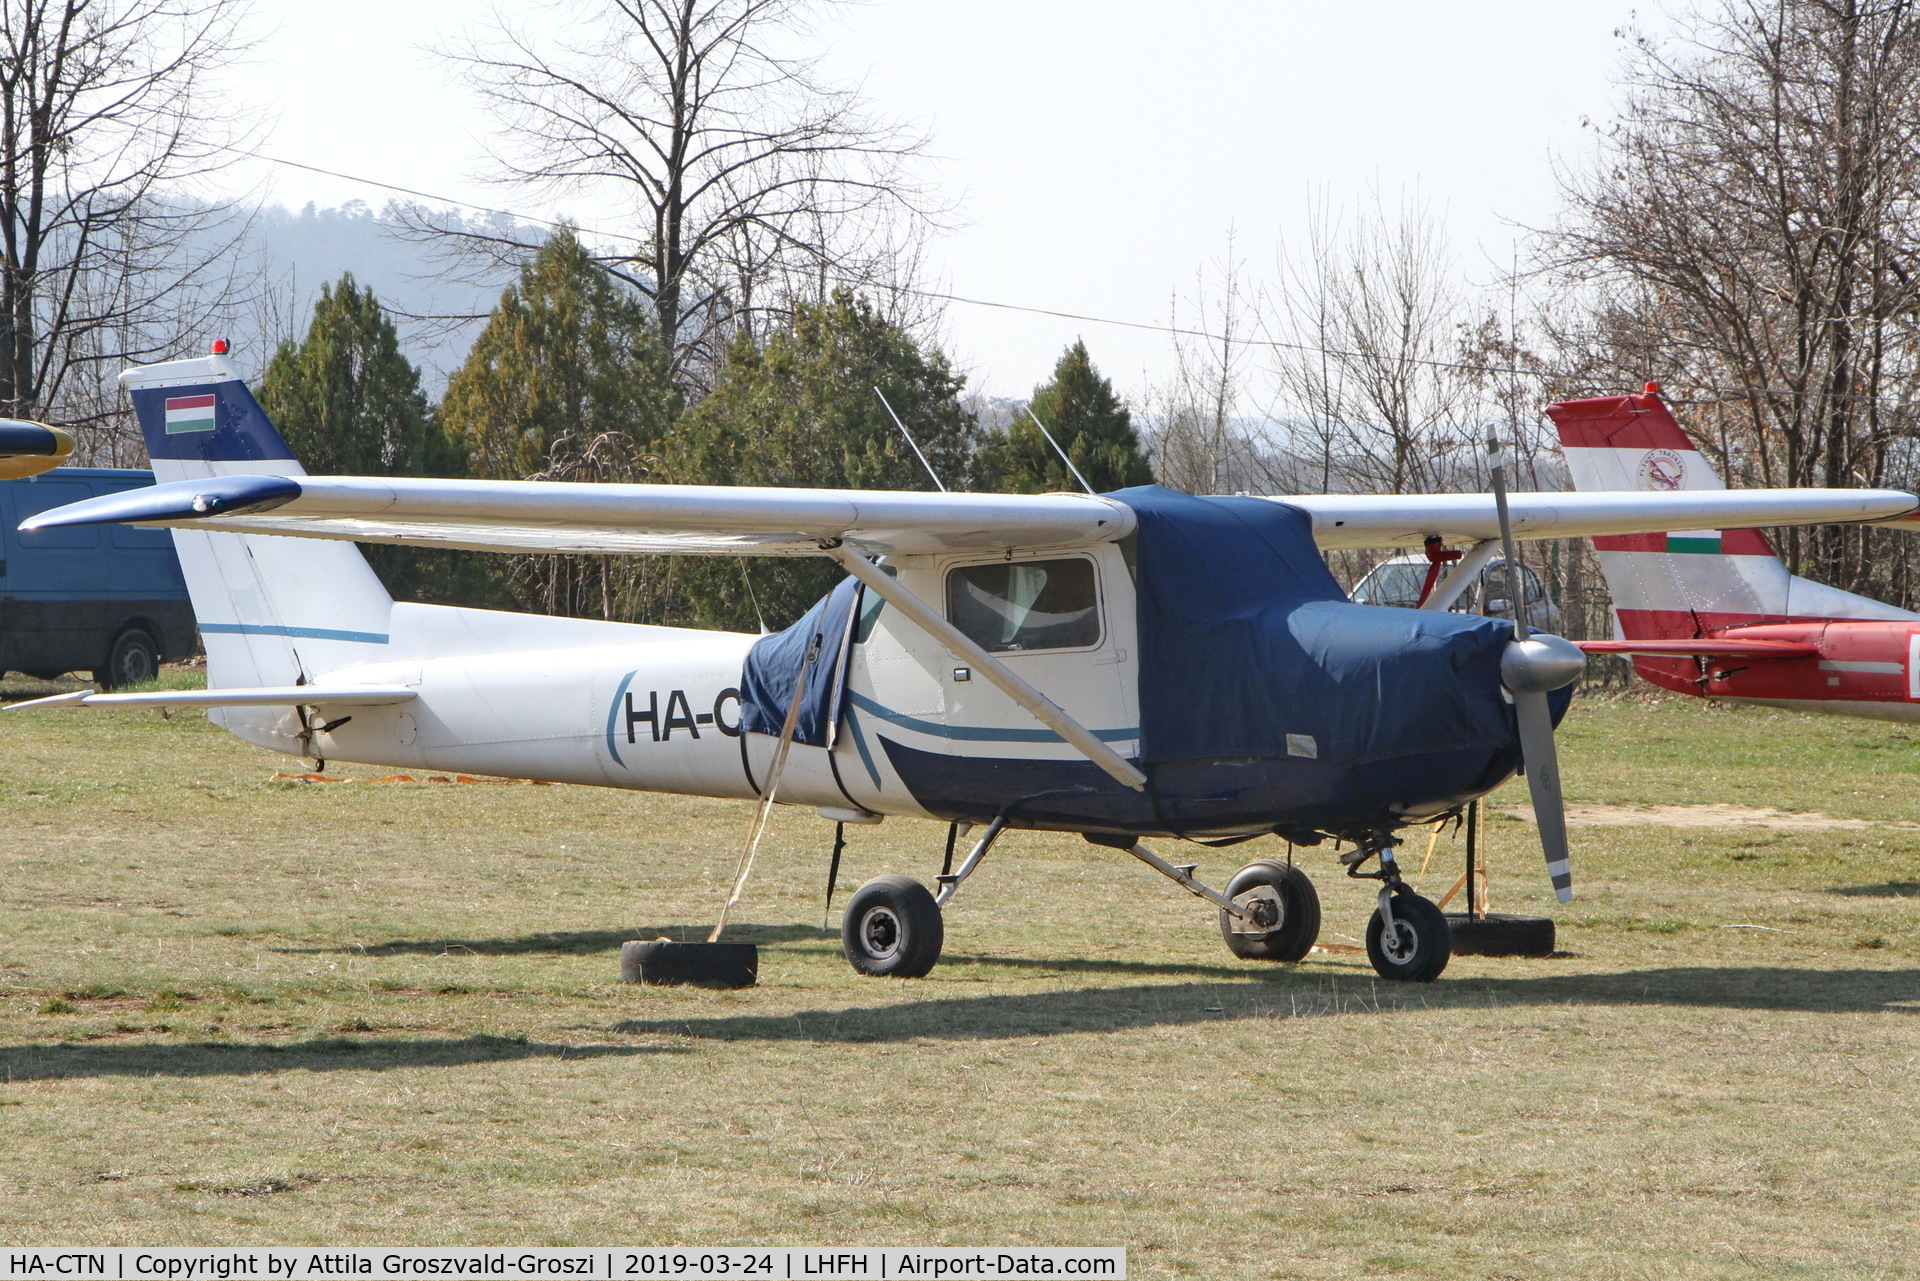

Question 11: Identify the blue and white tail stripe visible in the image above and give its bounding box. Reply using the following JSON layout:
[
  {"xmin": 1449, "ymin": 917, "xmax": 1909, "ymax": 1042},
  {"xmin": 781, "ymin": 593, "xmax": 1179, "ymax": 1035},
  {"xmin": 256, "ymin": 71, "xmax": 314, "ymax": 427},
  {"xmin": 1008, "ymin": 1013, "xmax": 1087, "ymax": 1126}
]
[
  {"xmin": 116, "ymin": 351, "xmax": 394, "ymax": 743},
  {"xmin": 124, "ymin": 356, "xmax": 297, "ymax": 465}
]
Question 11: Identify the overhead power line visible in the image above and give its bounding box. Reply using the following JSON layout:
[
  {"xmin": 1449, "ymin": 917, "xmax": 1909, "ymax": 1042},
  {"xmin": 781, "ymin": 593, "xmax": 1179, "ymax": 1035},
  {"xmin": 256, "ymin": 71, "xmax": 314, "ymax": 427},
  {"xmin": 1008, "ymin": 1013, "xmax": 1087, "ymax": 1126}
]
[{"xmin": 243, "ymin": 151, "xmax": 1914, "ymax": 408}]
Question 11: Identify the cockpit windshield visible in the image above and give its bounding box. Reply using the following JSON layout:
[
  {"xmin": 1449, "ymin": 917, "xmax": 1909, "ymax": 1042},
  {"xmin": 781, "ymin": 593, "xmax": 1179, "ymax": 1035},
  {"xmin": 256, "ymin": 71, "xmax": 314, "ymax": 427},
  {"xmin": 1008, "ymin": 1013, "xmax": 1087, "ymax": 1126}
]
[{"xmin": 1349, "ymin": 561, "xmax": 1429, "ymax": 608}]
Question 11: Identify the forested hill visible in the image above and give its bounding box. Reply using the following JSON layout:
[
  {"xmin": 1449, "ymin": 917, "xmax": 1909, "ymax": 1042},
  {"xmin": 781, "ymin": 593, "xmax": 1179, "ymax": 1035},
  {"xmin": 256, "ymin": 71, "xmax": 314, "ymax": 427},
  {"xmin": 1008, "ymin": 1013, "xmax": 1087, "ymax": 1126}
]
[{"xmin": 232, "ymin": 200, "xmax": 533, "ymax": 395}]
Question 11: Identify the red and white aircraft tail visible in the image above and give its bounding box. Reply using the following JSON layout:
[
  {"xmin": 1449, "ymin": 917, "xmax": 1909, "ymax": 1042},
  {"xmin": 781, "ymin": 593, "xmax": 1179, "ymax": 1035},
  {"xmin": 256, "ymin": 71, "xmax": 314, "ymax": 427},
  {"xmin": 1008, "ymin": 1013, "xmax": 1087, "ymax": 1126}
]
[
  {"xmin": 1549, "ymin": 385, "xmax": 1913, "ymax": 632},
  {"xmin": 1548, "ymin": 385, "xmax": 1920, "ymax": 719}
]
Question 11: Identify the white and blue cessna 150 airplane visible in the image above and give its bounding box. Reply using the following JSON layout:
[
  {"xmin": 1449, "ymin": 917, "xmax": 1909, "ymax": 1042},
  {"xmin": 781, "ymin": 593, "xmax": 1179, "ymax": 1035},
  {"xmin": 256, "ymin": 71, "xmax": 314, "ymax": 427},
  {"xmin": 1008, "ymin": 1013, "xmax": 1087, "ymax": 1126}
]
[{"xmin": 9, "ymin": 350, "xmax": 1917, "ymax": 982}]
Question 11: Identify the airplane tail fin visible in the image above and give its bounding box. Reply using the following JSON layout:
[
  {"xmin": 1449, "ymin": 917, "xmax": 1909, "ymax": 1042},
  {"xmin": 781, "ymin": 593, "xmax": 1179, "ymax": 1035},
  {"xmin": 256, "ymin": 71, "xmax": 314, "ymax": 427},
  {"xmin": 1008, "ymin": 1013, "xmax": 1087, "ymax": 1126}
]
[
  {"xmin": 119, "ymin": 350, "xmax": 395, "ymax": 692},
  {"xmin": 1546, "ymin": 385, "xmax": 1911, "ymax": 646}
]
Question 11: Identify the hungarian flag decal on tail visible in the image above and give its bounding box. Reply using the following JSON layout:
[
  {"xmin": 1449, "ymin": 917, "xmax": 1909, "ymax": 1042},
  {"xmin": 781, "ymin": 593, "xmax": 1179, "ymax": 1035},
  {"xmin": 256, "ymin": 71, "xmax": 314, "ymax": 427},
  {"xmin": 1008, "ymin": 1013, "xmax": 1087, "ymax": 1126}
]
[{"xmin": 163, "ymin": 394, "xmax": 217, "ymax": 435}]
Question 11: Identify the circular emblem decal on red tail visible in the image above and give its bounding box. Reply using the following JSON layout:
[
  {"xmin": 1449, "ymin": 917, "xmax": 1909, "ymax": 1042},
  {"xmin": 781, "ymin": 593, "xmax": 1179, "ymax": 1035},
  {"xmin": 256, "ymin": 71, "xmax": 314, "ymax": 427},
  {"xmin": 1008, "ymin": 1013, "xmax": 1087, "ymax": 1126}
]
[{"xmin": 1639, "ymin": 448, "xmax": 1687, "ymax": 491}]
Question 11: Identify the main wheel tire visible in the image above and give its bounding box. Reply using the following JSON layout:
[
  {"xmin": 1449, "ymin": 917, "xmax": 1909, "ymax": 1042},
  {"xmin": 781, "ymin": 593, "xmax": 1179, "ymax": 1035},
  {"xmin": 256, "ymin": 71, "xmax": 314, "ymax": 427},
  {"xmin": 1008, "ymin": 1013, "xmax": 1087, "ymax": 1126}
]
[
  {"xmin": 1444, "ymin": 912, "xmax": 1555, "ymax": 958},
  {"xmin": 97, "ymin": 628, "xmax": 159, "ymax": 691},
  {"xmin": 841, "ymin": 875, "xmax": 944, "ymax": 978},
  {"xmin": 1365, "ymin": 892, "xmax": 1451, "ymax": 982},
  {"xmin": 1219, "ymin": 860, "xmax": 1321, "ymax": 962}
]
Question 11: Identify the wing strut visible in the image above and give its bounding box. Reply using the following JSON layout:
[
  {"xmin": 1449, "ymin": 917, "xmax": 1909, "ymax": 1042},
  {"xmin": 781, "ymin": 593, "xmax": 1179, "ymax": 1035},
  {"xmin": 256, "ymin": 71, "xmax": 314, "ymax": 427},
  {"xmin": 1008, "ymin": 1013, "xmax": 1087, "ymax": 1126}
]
[
  {"xmin": 823, "ymin": 543, "xmax": 1149, "ymax": 792},
  {"xmin": 1418, "ymin": 539, "xmax": 1498, "ymax": 612}
]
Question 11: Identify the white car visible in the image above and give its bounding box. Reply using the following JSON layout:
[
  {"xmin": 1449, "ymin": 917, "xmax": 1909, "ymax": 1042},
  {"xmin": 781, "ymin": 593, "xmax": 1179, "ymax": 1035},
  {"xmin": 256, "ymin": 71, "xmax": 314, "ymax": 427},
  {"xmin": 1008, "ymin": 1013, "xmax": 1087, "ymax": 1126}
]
[{"xmin": 1349, "ymin": 552, "xmax": 1563, "ymax": 633}]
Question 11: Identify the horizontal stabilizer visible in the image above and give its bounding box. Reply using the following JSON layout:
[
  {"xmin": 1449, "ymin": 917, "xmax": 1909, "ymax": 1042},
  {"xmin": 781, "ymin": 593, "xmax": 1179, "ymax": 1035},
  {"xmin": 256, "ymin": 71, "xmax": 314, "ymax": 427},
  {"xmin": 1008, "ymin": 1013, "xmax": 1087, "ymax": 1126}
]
[
  {"xmin": 1575, "ymin": 639, "xmax": 1819, "ymax": 658},
  {"xmin": 7, "ymin": 685, "xmax": 419, "ymax": 711}
]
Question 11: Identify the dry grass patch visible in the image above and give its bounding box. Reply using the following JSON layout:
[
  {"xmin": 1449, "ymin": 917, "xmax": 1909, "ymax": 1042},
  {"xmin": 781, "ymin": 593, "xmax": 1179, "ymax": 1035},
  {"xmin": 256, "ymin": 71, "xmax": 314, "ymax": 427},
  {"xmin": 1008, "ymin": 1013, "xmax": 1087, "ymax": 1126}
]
[{"xmin": 0, "ymin": 685, "xmax": 1916, "ymax": 1276}]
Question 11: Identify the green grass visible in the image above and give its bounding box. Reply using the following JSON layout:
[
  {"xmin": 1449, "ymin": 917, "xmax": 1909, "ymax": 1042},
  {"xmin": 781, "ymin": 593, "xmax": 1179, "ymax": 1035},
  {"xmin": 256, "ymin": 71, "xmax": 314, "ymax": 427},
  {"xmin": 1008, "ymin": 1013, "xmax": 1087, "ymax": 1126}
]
[{"xmin": 0, "ymin": 683, "xmax": 1917, "ymax": 1276}]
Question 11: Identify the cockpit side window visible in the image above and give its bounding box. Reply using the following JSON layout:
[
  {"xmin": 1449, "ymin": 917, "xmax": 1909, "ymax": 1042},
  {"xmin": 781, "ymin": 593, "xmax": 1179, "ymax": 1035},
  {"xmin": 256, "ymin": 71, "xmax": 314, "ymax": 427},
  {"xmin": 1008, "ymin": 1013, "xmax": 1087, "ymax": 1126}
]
[
  {"xmin": 945, "ymin": 558, "xmax": 1101, "ymax": 652},
  {"xmin": 852, "ymin": 573, "xmax": 890, "ymax": 643}
]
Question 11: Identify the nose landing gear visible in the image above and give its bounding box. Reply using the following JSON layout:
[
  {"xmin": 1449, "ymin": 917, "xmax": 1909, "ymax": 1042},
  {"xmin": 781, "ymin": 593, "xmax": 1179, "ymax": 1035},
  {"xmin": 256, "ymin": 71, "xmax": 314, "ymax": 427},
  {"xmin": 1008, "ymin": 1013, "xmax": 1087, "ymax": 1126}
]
[
  {"xmin": 1365, "ymin": 888, "xmax": 1450, "ymax": 981},
  {"xmin": 1343, "ymin": 838, "xmax": 1451, "ymax": 982}
]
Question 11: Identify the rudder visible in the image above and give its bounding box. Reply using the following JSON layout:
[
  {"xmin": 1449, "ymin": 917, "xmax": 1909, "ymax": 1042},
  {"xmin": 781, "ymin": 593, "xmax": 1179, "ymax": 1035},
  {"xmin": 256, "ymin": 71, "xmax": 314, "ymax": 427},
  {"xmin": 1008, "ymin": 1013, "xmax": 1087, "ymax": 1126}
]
[
  {"xmin": 1545, "ymin": 383, "xmax": 1913, "ymax": 648},
  {"xmin": 119, "ymin": 350, "xmax": 395, "ymax": 693}
]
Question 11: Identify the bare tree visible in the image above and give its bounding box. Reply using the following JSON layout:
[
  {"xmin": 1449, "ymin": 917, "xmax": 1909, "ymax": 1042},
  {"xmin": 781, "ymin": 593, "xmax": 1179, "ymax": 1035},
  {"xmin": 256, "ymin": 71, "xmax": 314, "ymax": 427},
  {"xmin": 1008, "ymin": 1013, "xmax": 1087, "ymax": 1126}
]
[
  {"xmin": 1545, "ymin": 0, "xmax": 1920, "ymax": 596},
  {"xmin": 1269, "ymin": 192, "xmax": 1478, "ymax": 495},
  {"xmin": 0, "ymin": 0, "xmax": 253, "ymax": 451},
  {"xmin": 1147, "ymin": 237, "xmax": 1267, "ymax": 494},
  {"xmin": 513, "ymin": 429, "xmax": 675, "ymax": 622},
  {"xmin": 429, "ymin": 0, "xmax": 943, "ymax": 387}
]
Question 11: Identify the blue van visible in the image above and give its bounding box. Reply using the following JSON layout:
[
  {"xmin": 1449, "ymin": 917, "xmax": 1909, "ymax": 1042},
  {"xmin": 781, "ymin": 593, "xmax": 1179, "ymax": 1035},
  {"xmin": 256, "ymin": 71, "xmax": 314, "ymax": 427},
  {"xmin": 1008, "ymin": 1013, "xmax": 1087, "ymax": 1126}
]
[{"xmin": 0, "ymin": 468, "xmax": 197, "ymax": 688}]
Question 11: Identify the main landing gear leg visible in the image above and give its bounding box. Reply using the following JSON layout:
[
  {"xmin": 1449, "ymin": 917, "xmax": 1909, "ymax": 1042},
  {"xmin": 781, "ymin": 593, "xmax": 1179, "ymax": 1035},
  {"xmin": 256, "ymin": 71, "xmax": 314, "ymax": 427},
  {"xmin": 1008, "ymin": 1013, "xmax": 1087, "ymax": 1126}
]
[
  {"xmin": 1343, "ymin": 839, "xmax": 1450, "ymax": 982},
  {"xmin": 935, "ymin": 817, "xmax": 1006, "ymax": 908},
  {"xmin": 1116, "ymin": 838, "xmax": 1254, "ymax": 921},
  {"xmin": 1089, "ymin": 833, "xmax": 1323, "ymax": 964},
  {"xmin": 840, "ymin": 818, "xmax": 1007, "ymax": 979}
]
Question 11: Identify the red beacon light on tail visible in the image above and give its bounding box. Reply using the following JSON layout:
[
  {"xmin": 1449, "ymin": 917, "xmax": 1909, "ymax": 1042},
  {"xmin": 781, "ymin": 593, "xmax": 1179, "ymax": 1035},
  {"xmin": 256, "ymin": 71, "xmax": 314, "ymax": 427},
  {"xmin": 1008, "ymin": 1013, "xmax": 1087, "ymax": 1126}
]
[{"xmin": 211, "ymin": 338, "xmax": 230, "ymax": 355}]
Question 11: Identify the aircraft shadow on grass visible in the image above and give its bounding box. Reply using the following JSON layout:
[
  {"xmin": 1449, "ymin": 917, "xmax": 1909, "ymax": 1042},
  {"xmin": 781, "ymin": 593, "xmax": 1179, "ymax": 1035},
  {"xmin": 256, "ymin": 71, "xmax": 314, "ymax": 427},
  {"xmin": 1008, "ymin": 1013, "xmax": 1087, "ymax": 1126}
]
[
  {"xmin": 279, "ymin": 923, "xmax": 835, "ymax": 957},
  {"xmin": 609, "ymin": 966, "xmax": 1920, "ymax": 1045},
  {"xmin": 938, "ymin": 952, "xmax": 1272, "ymax": 980},
  {"xmin": 0, "ymin": 1034, "xmax": 677, "ymax": 1082},
  {"xmin": 1826, "ymin": 881, "xmax": 1920, "ymax": 898},
  {"xmin": 9, "ymin": 967, "xmax": 1914, "ymax": 1081},
  {"xmin": 285, "ymin": 931, "xmax": 1265, "ymax": 981}
]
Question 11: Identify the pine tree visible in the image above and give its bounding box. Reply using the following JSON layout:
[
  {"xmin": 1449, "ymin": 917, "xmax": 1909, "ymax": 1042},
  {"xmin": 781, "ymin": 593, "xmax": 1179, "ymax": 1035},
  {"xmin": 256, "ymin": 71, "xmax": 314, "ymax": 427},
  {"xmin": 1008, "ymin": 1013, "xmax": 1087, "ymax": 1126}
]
[
  {"xmin": 667, "ymin": 288, "xmax": 976, "ymax": 630},
  {"xmin": 440, "ymin": 227, "xmax": 676, "ymax": 478},
  {"xmin": 978, "ymin": 340, "xmax": 1153, "ymax": 494},
  {"xmin": 258, "ymin": 275, "xmax": 478, "ymax": 604},
  {"xmin": 259, "ymin": 273, "xmax": 461, "ymax": 478},
  {"xmin": 438, "ymin": 228, "xmax": 679, "ymax": 621}
]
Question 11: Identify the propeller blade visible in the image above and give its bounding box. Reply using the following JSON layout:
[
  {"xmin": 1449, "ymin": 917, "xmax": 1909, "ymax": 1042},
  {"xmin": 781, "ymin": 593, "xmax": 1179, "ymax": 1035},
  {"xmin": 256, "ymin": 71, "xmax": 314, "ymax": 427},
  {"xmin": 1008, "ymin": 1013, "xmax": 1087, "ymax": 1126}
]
[
  {"xmin": 1513, "ymin": 687, "xmax": 1574, "ymax": 903},
  {"xmin": 1488, "ymin": 431, "xmax": 1575, "ymax": 903}
]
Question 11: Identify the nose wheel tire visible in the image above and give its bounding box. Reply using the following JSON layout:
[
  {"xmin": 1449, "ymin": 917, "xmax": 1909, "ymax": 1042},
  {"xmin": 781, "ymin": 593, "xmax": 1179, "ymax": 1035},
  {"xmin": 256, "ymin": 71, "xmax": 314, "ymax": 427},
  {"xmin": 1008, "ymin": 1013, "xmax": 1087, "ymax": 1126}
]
[
  {"xmin": 1366, "ymin": 891, "xmax": 1450, "ymax": 982},
  {"xmin": 841, "ymin": 875, "xmax": 944, "ymax": 978},
  {"xmin": 1219, "ymin": 860, "xmax": 1321, "ymax": 962}
]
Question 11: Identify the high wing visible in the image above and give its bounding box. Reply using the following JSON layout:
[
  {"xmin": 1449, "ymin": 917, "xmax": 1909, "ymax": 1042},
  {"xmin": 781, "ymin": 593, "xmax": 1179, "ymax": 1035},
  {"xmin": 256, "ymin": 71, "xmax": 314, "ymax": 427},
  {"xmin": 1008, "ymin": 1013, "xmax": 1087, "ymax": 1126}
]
[
  {"xmin": 1285, "ymin": 489, "xmax": 1919, "ymax": 549},
  {"xmin": 18, "ymin": 474, "xmax": 1919, "ymax": 556},
  {"xmin": 17, "ymin": 475, "xmax": 1136, "ymax": 556}
]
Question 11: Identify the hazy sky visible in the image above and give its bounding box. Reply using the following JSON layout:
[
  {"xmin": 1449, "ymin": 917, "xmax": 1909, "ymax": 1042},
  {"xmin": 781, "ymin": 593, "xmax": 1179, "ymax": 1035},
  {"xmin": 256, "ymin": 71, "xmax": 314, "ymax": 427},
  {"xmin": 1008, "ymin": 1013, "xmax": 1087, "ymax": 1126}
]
[{"xmin": 217, "ymin": 0, "xmax": 1647, "ymax": 404}]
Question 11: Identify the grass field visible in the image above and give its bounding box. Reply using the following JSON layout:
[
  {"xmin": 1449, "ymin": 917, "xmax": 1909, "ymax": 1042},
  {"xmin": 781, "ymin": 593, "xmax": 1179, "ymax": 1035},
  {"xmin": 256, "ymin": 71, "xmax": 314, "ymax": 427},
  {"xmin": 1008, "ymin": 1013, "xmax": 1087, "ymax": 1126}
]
[{"xmin": 2, "ymin": 680, "xmax": 1918, "ymax": 1277}]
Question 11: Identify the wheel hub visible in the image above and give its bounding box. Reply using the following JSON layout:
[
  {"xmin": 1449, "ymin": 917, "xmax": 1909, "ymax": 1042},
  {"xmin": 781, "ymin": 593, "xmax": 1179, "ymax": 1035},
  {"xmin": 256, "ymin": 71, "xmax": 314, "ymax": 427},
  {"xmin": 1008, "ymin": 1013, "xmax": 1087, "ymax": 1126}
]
[
  {"xmin": 1380, "ymin": 918, "xmax": 1418, "ymax": 964},
  {"xmin": 858, "ymin": 905, "xmax": 902, "ymax": 960},
  {"xmin": 1229, "ymin": 886, "xmax": 1283, "ymax": 935}
]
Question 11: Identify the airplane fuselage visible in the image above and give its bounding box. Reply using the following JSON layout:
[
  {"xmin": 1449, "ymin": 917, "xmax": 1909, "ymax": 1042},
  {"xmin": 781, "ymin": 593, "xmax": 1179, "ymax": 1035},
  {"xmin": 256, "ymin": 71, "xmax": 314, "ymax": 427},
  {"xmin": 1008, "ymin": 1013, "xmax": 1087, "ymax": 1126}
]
[
  {"xmin": 214, "ymin": 547, "xmax": 1527, "ymax": 843},
  {"xmin": 1628, "ymin": 618, "xmax": 1920, "ymax": 724}
]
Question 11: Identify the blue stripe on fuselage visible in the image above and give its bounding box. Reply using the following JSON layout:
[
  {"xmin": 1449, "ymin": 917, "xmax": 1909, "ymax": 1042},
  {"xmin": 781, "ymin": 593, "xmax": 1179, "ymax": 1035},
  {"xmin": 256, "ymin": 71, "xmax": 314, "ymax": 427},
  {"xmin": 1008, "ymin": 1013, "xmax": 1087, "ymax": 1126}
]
[
  {"xmin": 844, "ymin": 706, "xmax": 883, "ymax": 788},
  {"xmin": 604, "ymin": 669, "xmax": 638, "ymax": 768},
  {"xmin": 844, "ymin": 690, "xmax": 1137, "ymax": 745}
]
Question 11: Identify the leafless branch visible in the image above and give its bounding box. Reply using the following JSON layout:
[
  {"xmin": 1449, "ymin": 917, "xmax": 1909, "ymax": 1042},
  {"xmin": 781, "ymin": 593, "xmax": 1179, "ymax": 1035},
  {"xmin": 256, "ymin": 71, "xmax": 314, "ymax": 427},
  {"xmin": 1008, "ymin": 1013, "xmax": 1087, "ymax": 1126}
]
[
  {"xmin": 0, "ymin": 0, "xmax": 259, "ymax": 459},
  {"xmin": 416, "ymin": 0, "xmax": 949, "ymax": 387}
]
